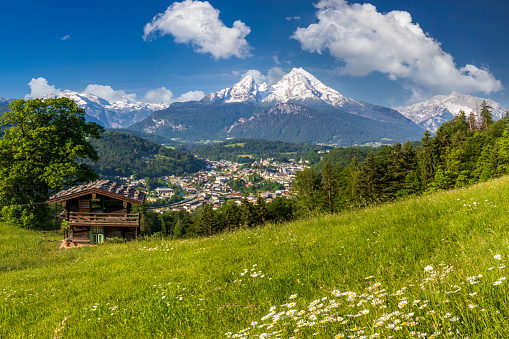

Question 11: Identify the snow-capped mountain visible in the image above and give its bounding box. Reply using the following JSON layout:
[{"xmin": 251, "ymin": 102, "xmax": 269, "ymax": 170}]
[
  {"xmin": 46, "ymin": 92, "xmax": 169, "ymax": 129},
  {"xmin": 263, "ymin": 67, "xmax": 351, "ymax": 107},
  {"xmin": 205, "ymin": 67, "xmax": 353, "ymax": 107},
  {"xmin": 204, "ymin": 67, "xmax": 416, "ymax": 126},
  {"xmin": 205, "ymin": 75, "xmax": 269, "ymax": 103},
  {"xmin": 130, "ymin": 68, "xmax": 425, "ymax": 145},
  {"xmin": 394, "ymin": 92, "xmax": 508, "ymax": 132}
]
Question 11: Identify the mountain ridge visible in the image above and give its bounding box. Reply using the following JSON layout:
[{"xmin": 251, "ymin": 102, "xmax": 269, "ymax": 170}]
[{"xmin": 394, "ymin": 92, "xmax": 508, "ymax": 132}]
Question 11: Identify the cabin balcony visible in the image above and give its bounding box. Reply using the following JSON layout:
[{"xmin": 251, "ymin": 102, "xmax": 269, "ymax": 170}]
[{"xmin": 69, "ymin": 212, "xmax": 140, "ymax": 227}]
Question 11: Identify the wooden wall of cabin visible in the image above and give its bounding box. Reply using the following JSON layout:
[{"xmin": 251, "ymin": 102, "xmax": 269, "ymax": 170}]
[
  {"xmin": 104, "ymin": 227, "xmax": 138, "ymax": 241},
  {"xmin": 103, "ymin": 197, "xmax": 126, "ymax": 214},
  {"xmin": 62, "ymin": 194, "xmax": 130, "ymax": 216},
  {"xmin": 71, "ymin": 226, "xmax": 90, "ymax": 242}
]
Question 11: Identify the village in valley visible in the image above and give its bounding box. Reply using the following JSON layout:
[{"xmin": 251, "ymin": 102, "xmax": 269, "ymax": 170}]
[{"xmin": 124, "ymin": 157, "xmax": 310, "ymax": 213}]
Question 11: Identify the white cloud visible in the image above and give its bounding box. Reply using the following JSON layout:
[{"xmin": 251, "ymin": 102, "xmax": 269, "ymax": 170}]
[
  {"xmin": 273, "ymin": 55, "xmax": 281, "ymax": 65},
  {"xmin": 143, "ymin": 87, "xmax": 205, "ymax": 103},
  {"xmin": 25, "ymin": 78, "xmax": 203, "ymax": 105},
  {"xmin": 292, "ymin": 0, "xmax": 502, "ymax": 95},
  {"xmin": 61, "ymin": 35, "xmax": 70, "ymax": 41},
  {"xmin": 83, "ymin": 84, "xmax": 138, "ymax": 102},
  {"xmin": 240, "ymin": 67, "xmax": 285, "ymax": 86},
  {"xmin": 174, "ymin": 90, "xmax": 206, "ymax": 102},
  {"xmin": 142, "ymin": 87, "xmax": 174, "ymax": 104},
  {"xmin": 286, "ymin": 16, "xmax": 301, "ymax": 21},
  {"xmin": 143, "ymin": 0, "xmax": 251, "ymax": 59},
  {"xmin": 25, "ymin": 77, "xmax": 61, "ymax": 99}
]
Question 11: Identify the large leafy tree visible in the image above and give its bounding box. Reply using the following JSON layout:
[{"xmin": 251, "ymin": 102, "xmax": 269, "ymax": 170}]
[{"xmin": 0, "ymin": 98, "xmax": 104, "ymax": 228}]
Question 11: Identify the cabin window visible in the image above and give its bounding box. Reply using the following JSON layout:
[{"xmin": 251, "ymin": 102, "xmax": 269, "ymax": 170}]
[{"xmin": 79, "ymin": 200, "xmax": 90, "ymax": 209}]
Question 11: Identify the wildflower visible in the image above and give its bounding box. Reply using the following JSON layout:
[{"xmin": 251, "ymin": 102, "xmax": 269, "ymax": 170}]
[
  {"xmin": 494, "ymin": 254, "xmax": 502, "ymax": 260},
  {"xmin": 398, "ymin": 300, "xmax": 407, "ymax": 309},
  {"xmin": 424, "ymin": 265, "xmax": 433, "ymax": 273},
  {"xmin": 289, "ymin": 294, "xmax": 297, "ymax": 299}
]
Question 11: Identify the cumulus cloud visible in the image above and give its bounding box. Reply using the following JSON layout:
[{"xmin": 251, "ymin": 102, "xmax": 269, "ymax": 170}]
[
  {"xmin": 143, "ymin": 87, "xmax": 205, "ymax": 103},
  {"xmin": 143, "ymin": 0, "xmax": 251, "ymax": 59},
  {"xmin": 83, "ymin": 84, "xmax": 138, "ymax": 102},
  {"xmin": 25, "ymin": 78, "xmax": 203, "ymax": 105},
  {"xmin": 240, "ymin": 67, "xmax": 286, "ymax": 86},
  {"xmin": 142, "ymin": 87, "xmax": 174, "ymax": 104},
  {"xmin": 292, "ymin": 0, "xmax": 502, "ymax": 95},
  {"xmin": 174, "ymin": 90, "xmax": 206, "ymax": 102},
  {"xmin": 25, "ymin": 77, "xmax": 61, "ymax": 99}
]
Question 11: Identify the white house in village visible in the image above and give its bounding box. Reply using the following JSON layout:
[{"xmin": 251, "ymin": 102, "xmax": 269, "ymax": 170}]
[{"xmin": 155, "ymin": 187, "xmax": 174, "ymax": 197}]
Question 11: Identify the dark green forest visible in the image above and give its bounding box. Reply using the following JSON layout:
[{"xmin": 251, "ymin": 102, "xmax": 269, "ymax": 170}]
[
  {"xmin": 191, "ymin": 138, "xmax": 330, "ymax": 163},
  {"xmin": 293, "ymin": 102, "xmax": 509, "ymax": 214},
  {"xmin": 137, "ymin": 196, "xmax": 296, "ymax": 238},
  {"xmin": 83, "ymin": 131, "xmax": 206, "ymax": 178}
]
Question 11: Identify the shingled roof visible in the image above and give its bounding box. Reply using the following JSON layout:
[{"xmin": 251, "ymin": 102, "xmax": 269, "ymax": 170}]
[{"xmin": 47, "ymin": 180, "xmax": 146, "ymax": 204}]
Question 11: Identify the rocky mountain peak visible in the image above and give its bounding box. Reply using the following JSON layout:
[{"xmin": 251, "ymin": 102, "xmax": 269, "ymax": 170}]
[{"xmin": 394, "ymin": 92, "xmax": 508, "ymax": 132}]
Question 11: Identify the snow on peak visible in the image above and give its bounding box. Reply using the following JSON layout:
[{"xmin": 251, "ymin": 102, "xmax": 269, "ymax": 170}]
[
  {"xmin": 206, "ymin": 74, "xmax": 269, "ymax": 103},
  {"xmin": 205, "ymin": 67, "xmax": 352, "ymax": 108},
  {"xmin": 264, "ymin": 67, "xmax": 348, "ymax": 106},
  {"xmin": 394, "ymin": 92, "xmax": 508, "ymax": 132}
]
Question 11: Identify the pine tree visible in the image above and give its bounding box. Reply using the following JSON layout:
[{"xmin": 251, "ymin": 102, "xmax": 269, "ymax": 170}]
[
  {"xmin": 255, "ymin": 194, "xmax": 267, "ymax": 225},
  {"xmin": 239, "ymin": 197, "xmax": 255, "ymax": 227},
  {"xmin": 197, "ymin": 203, "xmax": 217, "ymax": 236},
  {"xmin": 292, "ymin": 167, "xmax": 320, "ymax": 217},
  {"xmin": 468, "ymin": 111, "xmax": 478, "ymax": 130},
  {"xmin": 357, "ymin": 152, "xmax": 384, "ymax": 204},
  {"xmin": 479, "ymin": 100, "xmax": 493, "ymax": 131},
  {"xmin": 320, "ymin": 162, "xmax": 338, "ymax": 212}
]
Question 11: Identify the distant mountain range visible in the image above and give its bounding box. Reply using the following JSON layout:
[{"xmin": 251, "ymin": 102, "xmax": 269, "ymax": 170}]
[
  {"xmin": 129, "ymin": 68, "xmax": 425, "ymax": 145},
  {"xmin": 1, "ymin": 92, "xmax": 169, "ymax": 129},
  {"xmin": 393, "ymin": 92, "xmax": 508, "ymax": 132},
  {"xmin": 3, "ymin": 69, "xmax": 507, "ymax": 139},
  {"xmin": 52, "ymin": 92, "xmax": 169, "ymax": 129}
]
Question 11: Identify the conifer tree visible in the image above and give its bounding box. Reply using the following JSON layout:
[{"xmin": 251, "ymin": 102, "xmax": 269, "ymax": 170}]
[
  {"xmin": 239, "ymin": 197, "xmax": 255, "ymax": 227},
  {"xmin": 255, "ymin": 194, "xmax": 267, "ymax": 225},
  {"xmin": 479, "ymin": 100, "xmax": 493, "ymax": 131},
  {"xmin": 320, "ymin": 162, "xmax": 338, "ymax": 212},
  {"xmin": 357, "ymin": 152, "xmax": 384, "ymax": 204},
  {"xmin": 197, "ymin": 203, "xmax": 217, "ymax": 236},
  {"xmin": 292, "ymin": 167, "xmax": 320, "ymax": 217},
  {"xmin": 468, "ymin": 111, "xmax": 478, "ymax": 130}
]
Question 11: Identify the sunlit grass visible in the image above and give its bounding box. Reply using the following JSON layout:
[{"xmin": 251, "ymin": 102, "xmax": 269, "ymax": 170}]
[{"xmin": 2, "ymin": 177, "xmax": 509, "ymax": 337}]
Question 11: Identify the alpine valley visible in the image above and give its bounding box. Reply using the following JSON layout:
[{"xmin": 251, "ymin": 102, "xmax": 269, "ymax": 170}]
[{"xmin": 128, "ymin": 68, "xmax": 426, "ymax": 145}]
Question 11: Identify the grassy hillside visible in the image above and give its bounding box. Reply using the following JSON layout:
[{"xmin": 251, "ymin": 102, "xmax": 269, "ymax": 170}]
[{"xmin": 2, "ymin": 177, "xmax": 509, "ymax": 338}]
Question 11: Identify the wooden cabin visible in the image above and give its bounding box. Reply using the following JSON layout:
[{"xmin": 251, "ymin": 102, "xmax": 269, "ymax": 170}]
[{"xmin": 47, "ymin": 180, "xmax": 146, "ymax": 244}]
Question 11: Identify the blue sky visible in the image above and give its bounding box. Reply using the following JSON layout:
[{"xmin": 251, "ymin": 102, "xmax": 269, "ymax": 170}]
[{"xmin": 1, "ymin": 0, "xmax": 508, "ymax": 107}]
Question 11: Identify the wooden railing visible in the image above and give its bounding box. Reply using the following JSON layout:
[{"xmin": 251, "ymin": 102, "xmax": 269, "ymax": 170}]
[
  {"xmin": 40, "ymin": 230, "xmax": 65, "ymax": 240},
  {"xmin": 69, "ymin": 212, "xmax": 140, "ymax": 225}
]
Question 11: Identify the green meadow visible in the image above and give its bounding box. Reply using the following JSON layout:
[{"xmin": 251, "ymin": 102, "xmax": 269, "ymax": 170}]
[{"xmin": 2, "ymin": 177, "xmax": 509, "ymax": 338}]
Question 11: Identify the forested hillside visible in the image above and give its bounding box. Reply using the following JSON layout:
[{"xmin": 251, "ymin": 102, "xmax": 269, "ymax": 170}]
[
  {"xmin": 191, "ymin": 138, "xmax": 330, "ymax": 162},
  {"xmin": 295, "ymin": 103, "xmax": 509, "ymax": 215},
  {"xmin": 84, "ymin": 131, "xmax": 205, "ymax": 178},
  {"xmin": 106, "ymin": 128, "xmax": 181, "ymax": 147}
]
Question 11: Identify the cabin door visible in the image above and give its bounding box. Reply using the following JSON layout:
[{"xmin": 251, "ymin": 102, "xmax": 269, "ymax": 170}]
[{"xmin": 91, "ymin": 226, "xmax": 104, "ymax": 243}]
